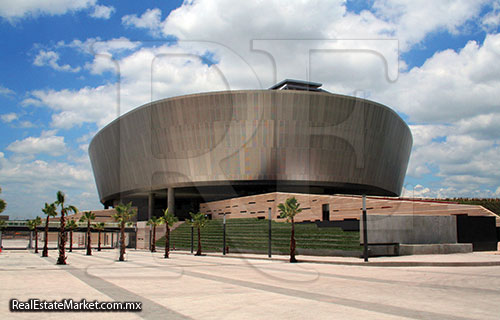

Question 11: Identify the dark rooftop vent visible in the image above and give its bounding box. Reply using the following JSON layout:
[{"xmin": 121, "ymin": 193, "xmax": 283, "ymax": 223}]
[{"xmin": 269, "ymin": 79, "xmax": 327, "ymax": 92}]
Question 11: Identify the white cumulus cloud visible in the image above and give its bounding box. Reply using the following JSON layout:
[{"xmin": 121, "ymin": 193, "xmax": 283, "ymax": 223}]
[
  {"xmin": 6, "ymin": 130, "xmax": 68, "ymax": 156},
  {"xmin": 373, "ymin": 33, "xmax": 500, "ymax": 124},
  {"xmin": 24, "ymin": 43, "xmax": 233, "ymax": 129},
  {"xmin": 0, "ymin": 0, "xmax": 96, "ymax": 22},
  {"xmin": 122, "ymin": 8, "xmax": 163, "ymax": 37},
  {"xmin": 89, "ymin": 4, "xmax": 114, "ymax": 19},
  {"xmin": 67, "ymin": 37, "xmax": 141, "ymax": 55},
  {"xmin": 33, "ymin": 50, "xmax": 81, "ymax": 72},
  {"xmin": 372, "ymin": 0, "xmax": 489, "ymax": 50},
  {"xmin": 1, "ymin": 113, "xmax": 19, "ymax": 123},
  {"xmin": 0, "ymin": 85, "xmax": 15, "ymax": 96}
]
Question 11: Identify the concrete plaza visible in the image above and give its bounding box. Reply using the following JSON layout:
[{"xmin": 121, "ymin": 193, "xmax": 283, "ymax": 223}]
[{"xmin": 1, "ymin": 249, "xmax": 500, "ymax": 319}]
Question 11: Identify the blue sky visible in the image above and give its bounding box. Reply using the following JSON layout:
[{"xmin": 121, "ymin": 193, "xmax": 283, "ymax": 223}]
[{"xmin": 1, "ymin": 0, "xmax": 500, "ymax": 219}]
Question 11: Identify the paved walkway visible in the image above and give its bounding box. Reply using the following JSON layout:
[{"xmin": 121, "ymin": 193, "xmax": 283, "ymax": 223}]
[
  {"xmin": 1, "ymin": 249, "xmax": 500, "ymax": 319},
  {"xmin": 182, "ymin": 249, "xmax": 500, "ymax": 267}
]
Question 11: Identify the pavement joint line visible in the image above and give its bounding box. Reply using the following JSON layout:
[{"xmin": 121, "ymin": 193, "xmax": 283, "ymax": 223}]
[
  {"xmin": 73, "ymin": 251, "xmax": 474, "ymax": 320},
  {"xmin": 46, "ymin": 256, "xmax": 192, "ymax": 320}
]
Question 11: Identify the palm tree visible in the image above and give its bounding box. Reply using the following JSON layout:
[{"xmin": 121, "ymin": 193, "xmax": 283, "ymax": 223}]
[
  {"xmin": 112, "ymin": 202, "xmax": 136, "ymax": 261},
  {"xmin": 94, "ymin": 222, "xmax": 105, "ymax": 251},
  {"xmin": 79, "ymin": 211, "xmax": 96, "ymax": 256},
  {"xmin": 66, "ymin": 220, "xmax": 78, "ymax": 252},
  {"xmin": 147, "ymin": 216, "xmax": 162, "ymax": 252},
  {"xmin": 27, "ymin": 217, "xmax": 42, "ymax": 253},
  {"xmin": 42, "ymin": 202, "xmax": 57, "ymax": 257},
  {"xmin": 160, "ymin": 208, "xmax": 178, "ymax": 258},
  {"xmin": 55, "ymin": 191, "xmax": 78, "ymax": 265},
  {"xmin": 189, "ymin": 212, "xmax": 208, "ymax": 256},
  {"xmin": 278, "ymin": 197, "xmax": 302, "ymax": 263}
]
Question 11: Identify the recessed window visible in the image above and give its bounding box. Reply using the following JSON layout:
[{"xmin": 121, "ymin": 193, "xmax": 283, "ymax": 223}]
[{"xmin": 322, "ymin": 204, "xmax": 330, "ymax": 221}]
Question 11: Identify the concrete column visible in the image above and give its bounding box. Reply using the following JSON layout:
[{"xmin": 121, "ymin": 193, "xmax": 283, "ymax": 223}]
[
  {"xmin": 167, "ymin": 187, "xmax": 175, "ymax": 215},
  {"xmin": 148, "ymin": 192, "xmax": 155, "ymax": 220}
]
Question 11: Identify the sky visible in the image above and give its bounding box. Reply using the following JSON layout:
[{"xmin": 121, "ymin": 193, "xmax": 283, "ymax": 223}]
[{"xmin": 0, "ymin": 0, "xmax": 500, "ymax": 219}]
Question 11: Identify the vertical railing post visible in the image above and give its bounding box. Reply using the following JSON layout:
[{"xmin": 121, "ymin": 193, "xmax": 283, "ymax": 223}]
[
  {"xmin": 223, "ymin": 213, "xmax": 226, "ymax": 255},
  {"xmin": 190, "ymin": 221, "xmax": 194, "ymax": 254},
  {"xmin": 268, "ymin": 207, "xmax": 272, "ymax": 258},
  {"xmin": 362, "ymin": 194, "xmax": 369, "ymax": 262}
]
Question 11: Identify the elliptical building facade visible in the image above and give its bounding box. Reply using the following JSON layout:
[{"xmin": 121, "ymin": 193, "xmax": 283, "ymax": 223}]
[{"xmin": 89, "ymin": 80, "xmax": 413, "ymax": 221}]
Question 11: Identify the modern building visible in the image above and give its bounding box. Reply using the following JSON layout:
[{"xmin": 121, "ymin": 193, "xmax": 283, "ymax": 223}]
[
  {"xmin": 199, "ymin": 192, "xmax": 499, "ymax": 253},
  {"xmin": 200, "ymin": 192, "xmax": 500, "ymax": 224},
  {"xmin": 89, "ymin": 80, "xmax": 413, "ymax": 221}
]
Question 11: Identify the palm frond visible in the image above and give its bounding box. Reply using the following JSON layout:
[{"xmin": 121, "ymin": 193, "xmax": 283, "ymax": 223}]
[
  {"xmin": 277, "ymin": 197, "xmax": 302, "ymax": 222},
  {"xmin": 67, "ymin": 205, "xmax": 78, "ymax": 214},
  {"xmin": 113, "ymin": 202, "xmax": 136, "ymax": 223},
  {"xmin": 94, "ymin": 222, "xmax": 105, "ymax": 231},
  {"xmin": 56, "ymin": 190, "xmax": 65, "ymax": 205},
  {"xmin": 189, "ymin": 212, "xmax": 208, "ymax": 228},
  {"xmin": 161, "ymin": 208, "xmax": 179, "ymax": 227},
  {"xmin": 67, "ymin": 220, "xmax": 78, "ymax": 230},
  {"xmin": 33, "ymin": 216, "xmax": 42, "ymax": 226},
  {"xmin": 42, "ymin": 202, "xmax": 58, "ymax": 217}
]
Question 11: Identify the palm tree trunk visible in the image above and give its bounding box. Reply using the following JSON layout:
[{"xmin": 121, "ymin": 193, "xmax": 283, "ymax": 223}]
[
  {"xmin": 86, "ymin": 221, "xmax": 91, "ymax": 255},
  {"xmin": 196, "ymin": 227, "xmax": 202, "ymax": 256},
  {"xmin": 98, "ymin": 231, "xmax": 101, "ymax": 251},
  {"xmin": 34, "ymin": 229, "xmax": 39, "ymax": 253},
  {"xmin": 42, "ymin": 216, "xmax": 49, "ymax": 257},
  {"xmin": 151, "ymin": 225, "xmax": 156, "ymax": 252},
  {"xmin": 69, "ymin": 231, "xmax": 73, "ymax": 252},
  {"xmin": 164, "ymin": 226, "xmax": 170, "ymax": 258},
  {"xmin": 290, "ymin": 218, "xmax": 297, "ymax": 263},
  {"xmin": 56, "ymin": 210, "xmax": 66, "ymax": 265},
  {"xmin": 119, "ymin": 222, "xmax": 126, "ymax": 261}
]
